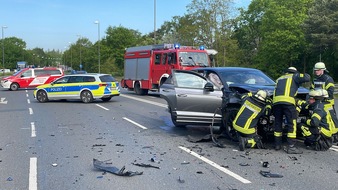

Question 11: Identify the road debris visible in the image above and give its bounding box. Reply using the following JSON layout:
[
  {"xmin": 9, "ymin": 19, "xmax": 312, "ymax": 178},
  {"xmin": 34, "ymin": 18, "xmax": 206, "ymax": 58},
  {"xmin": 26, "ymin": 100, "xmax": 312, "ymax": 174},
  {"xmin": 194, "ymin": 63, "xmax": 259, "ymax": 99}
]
[
  {"xmin": 239, "ymin": 163, "xmax": 250, "ymax": 166},
  {"xmin": 260, "ymin": 170, "xmax": 283, "ymax": 178},
  {"xmin": 262, "ymin": 161, "xmax": 270, "ymax": 168},
  {"xmin": 178, "ymin": 176, "xmax": 185, "ymax": 183},
  {"xmin": 132, "ymin": 163, "xmax": 160, "ymax": 169},
  {"xmin": 93, "ymin": 158, "xmax": 143, "ymax": 177},
  {"xmin": 187, "ymin": 135, "xmax": 212, "ymax": 143}
]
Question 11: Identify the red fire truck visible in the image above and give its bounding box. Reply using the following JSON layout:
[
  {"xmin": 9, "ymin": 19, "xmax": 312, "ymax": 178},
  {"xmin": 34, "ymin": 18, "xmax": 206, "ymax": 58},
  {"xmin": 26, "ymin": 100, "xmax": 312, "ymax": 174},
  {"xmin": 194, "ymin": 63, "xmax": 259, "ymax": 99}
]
[{"xmin": 121, "ymin": 43, "xmax": 213, "ymax": 95}]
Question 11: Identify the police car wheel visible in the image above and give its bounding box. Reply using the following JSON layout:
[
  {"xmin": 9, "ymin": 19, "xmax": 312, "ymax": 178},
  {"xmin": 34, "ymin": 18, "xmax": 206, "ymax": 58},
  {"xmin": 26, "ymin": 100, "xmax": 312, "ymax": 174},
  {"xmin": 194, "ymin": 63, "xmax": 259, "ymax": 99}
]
[
  {"xmin": 37, "ymin": 90, "xmax": 48, "ymax": 103},
  {"xmin": 81, "ymin": 90, "xmax": 93, "ymax": 103}
]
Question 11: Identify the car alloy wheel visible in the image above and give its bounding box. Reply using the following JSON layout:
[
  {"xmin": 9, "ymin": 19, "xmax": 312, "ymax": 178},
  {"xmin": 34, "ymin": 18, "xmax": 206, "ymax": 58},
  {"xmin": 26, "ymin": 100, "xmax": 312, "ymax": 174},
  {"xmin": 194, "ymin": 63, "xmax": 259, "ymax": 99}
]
[
  {"xmin": 37, "ymin": 90, "xmax": 48, "ymax": 103},
  {"xmin": 80, "ymin": 90, "xmax": 93, "ymax": 103}
]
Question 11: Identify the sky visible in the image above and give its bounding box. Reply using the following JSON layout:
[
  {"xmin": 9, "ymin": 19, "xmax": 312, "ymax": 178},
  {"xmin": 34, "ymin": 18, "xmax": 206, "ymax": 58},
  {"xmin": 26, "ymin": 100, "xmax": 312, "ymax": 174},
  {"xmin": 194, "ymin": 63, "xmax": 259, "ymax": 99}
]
[{"xmin": 0, "ymin": 0, "xmax": 250, "ymax": 51}]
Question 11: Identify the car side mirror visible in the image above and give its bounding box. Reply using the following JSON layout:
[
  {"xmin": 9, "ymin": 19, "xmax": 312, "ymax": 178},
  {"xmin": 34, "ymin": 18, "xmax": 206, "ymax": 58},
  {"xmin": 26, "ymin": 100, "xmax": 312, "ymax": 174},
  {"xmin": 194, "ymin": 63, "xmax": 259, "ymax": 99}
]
[{"xmin": 204, "ymin": 82, "xmax": 214, "ymax": 92}]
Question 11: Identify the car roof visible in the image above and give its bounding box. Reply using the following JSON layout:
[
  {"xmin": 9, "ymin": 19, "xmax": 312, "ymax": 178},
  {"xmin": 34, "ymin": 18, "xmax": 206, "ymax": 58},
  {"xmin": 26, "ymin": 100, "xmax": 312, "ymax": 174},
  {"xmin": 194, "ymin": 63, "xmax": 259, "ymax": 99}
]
[
  {"xmin": 65, "ymin": 73, "xmax": 110, "ymax": 77},
  {"xmin": 193, "ymin": 67, "xmax": 261, "ymax": 72}
]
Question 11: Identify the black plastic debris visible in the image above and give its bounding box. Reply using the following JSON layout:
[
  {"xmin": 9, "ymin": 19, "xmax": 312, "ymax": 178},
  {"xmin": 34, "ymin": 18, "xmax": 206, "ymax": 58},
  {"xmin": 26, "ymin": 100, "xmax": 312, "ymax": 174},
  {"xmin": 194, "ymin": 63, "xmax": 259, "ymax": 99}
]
[
  {"xmin": 93, "ymin": 159, "xmax": 143, "ymax": 177},
  {"xmin": 289, "ymin": 156, "xmax": 298, "ymax": 161},
  {"xmin": 115, "ymin": 143, "xmax": 124, "ymax": 146},
  {"xmin": 178, "ymin": 176, "xmax": 185, "ymax": 183},
  {"xmin": 262, "ymin": 162, "xmax": 270, "ymax": 168},
  {"xmin": 6, "ymin": 177, "xmax": 13, "ymax": 181},
  {"xmin": 260, "ymin": 170, "xmax": 283, "ymax": 178},
  {"xmin": 132, "ymin": 163, "xmax": 160, "ymax": 169},
  {"xmin": 92, "ymin": 144, "xmax": 106, "ymax": 147},
  {"xmin": 239, "ymin": 163, "xmax": 250, "ymax": 166}
]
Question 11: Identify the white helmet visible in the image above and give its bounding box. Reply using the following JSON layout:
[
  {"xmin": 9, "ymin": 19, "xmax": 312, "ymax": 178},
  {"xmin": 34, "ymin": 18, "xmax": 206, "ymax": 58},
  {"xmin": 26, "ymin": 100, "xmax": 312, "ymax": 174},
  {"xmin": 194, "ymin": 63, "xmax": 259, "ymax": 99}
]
[
  {"xmin": 255, "ymin": 90, "xmax": 267, "ymax": 101},
  {"xmin": 309, "ymin": 89, "xmax": 328, "ymax": 99},
  {"xmin": 314, "ymin": 62, "xmax": 326, "ymax": 71},
  {"xmin": 286, "ymin": 67, "xmax": 297, "ymax": 73}
]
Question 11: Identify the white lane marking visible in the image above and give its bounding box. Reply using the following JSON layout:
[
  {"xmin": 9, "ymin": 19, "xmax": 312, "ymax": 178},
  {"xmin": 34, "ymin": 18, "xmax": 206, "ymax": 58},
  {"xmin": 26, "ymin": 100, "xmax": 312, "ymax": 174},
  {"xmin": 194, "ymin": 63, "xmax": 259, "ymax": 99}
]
[
  {"xmin": 330, "ymin": 145, "xmax": 338, "ymax": 152},
  {"xmin": 178, "ymin": 146, "xmax": 252, "ymax": 184},
  {"xmin": 120, "ymin": 94, "xmax": 167, "ymax": 108},
  {"xmin": 26, "ymin": 94, "xmax": 29, "ymax": 97},
  {"xmin": 95, "ymin": 104, "xmax": 109, "ymax": 110},
  {"xmin": 27, "ymin": 99, "xmax": 31, "ymax": 104},
  {"xmin": 29, "ymin": 157, "xmax": 37, "ymax": 190},
  {"xmin": 123, "ymin": 117, "xmax": 148, "ymax": 129},
  {"xmin": 26, "ymin": 90, "xmax": 28, "ymax": 93},
  {"xmin": 0, "ymin": 97, "xmax": 8, "ymax": 104},
  {"xmin": 31, "ymin": 122, "xmax": 36, "ymax": 137},
  {"xmin": 29, "ymin": 108, "xmax": 33, "ymax": 115}
]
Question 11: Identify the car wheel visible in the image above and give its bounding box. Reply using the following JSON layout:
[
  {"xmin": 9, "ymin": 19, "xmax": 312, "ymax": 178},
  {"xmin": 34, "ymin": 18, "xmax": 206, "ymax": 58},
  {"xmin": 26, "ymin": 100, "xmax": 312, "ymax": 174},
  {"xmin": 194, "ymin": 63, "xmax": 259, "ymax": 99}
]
[
  {"xmin": 80, "ymin": 90, "xmax": 93, "ymax": 103},
  {"xmin": 223, "ymin": 107, "xmax": 240, "ymax": 141},
  {"xmin": 169, "ymin": 107, "xmax": 185, "ymax": 127},
  {"xmin": 101, "ymin": 97, "xmax": 112, "ymax": 102},
  {"xmin": 36, "ymin": 90, "xmax": 48, "ymax": 103},
  {"xmin": 134, "ymin": 82, "xmax": 148, "ymax": 95},
  {"xmin": 10, "ymin": 83, "xmax": 19, "ymax": 91}
]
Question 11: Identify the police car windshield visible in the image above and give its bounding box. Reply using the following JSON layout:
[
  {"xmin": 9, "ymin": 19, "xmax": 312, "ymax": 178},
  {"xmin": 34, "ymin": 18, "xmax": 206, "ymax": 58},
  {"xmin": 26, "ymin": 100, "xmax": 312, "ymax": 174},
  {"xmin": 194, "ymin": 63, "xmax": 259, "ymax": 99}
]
[{"xmin": 179, "ymin": 52, "xmax": 209, "ymax": 67}]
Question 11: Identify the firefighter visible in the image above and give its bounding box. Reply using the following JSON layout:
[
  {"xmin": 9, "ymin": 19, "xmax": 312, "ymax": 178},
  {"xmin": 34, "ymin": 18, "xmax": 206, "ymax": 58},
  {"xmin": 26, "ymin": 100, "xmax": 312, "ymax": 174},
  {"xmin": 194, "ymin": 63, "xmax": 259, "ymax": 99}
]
[
  {"xmin": 311, "ymin": 62, "xmax": 335, "ymax": 109},
  {"xmin": 233, "ymin": 90, "xmax": 271, "ymax": 151},
  {"xmin": 311, "ymin": 62, "xmax": 337, "ymax": 141},
  {"xmin": 273, "ymin": 67, "xmax": 310, "ymax": 154},
  {"xmin": 299, "ymin": 89, "xmax": 334, "ymax": 151}
]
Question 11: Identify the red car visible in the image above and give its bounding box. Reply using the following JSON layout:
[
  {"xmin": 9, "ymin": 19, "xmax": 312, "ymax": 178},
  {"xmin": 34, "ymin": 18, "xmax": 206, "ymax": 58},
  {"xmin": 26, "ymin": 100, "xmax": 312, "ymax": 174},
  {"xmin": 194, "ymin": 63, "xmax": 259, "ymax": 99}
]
[{"xmin": 1, "ymin": 67, "xmax": 64, "ymax": 91}]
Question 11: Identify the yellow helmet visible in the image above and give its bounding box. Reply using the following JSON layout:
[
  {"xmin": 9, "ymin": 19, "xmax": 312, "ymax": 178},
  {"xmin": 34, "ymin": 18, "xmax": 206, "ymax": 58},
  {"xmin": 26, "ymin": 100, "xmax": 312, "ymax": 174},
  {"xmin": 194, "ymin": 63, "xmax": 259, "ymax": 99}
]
[
  {"xmin": 314, "ymin": 62, "xmax": 326, "ymax": 71},
  {"xmin": 255, "ymin": 90, "xmax": 267, "ymax": 101}
]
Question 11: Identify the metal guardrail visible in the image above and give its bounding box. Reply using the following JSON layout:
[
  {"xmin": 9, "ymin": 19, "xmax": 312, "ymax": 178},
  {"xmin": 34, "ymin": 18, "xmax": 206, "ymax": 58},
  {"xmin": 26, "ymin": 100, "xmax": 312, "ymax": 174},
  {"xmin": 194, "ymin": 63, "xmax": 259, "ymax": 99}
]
[{"xmin": 335, "ymin": 84, "xmax": 338, "ymax": 94}]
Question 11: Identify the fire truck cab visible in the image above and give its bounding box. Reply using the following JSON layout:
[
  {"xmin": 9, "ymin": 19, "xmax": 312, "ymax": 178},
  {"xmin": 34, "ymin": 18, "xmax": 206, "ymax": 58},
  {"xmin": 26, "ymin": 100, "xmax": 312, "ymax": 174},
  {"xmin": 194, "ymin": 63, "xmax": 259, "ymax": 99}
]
[{"xmin": 121, "ymin": 43, "xmax": 212, "ymax": 95}]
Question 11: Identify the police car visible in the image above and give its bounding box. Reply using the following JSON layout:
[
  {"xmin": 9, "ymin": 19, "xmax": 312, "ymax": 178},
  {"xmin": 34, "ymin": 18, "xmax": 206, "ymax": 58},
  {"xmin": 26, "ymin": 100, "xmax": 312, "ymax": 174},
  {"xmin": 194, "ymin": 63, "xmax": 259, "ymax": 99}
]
[{"xmin": 33, "ymin": 73, "xmax": 120, "ymax": 103}]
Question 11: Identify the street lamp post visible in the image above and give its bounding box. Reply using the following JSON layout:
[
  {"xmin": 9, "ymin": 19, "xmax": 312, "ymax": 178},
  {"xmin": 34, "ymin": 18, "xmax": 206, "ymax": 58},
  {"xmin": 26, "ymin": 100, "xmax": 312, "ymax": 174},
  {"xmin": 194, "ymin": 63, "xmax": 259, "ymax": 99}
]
[
  {"xmin": 94, "ymin": 20, "xmax": 101, "ymax": 73},
  {"xmin": 69, "ymin": 42, "xmax": 72, "ymax": 70},
  {"xmin": 2, "ymin": 26, "xmax": 8, "ymax": 76},
  {"xmin": 77, "ymin": 35, "xmax": 82, "ymax": 70}
]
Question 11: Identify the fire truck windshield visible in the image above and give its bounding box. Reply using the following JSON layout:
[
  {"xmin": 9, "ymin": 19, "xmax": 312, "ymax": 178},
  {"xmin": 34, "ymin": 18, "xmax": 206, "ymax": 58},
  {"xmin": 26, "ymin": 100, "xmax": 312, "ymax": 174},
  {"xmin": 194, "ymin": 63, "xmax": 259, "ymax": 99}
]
[{"xmin": 179, "ymin": 52, "xmax": 209, "ymax": 67}]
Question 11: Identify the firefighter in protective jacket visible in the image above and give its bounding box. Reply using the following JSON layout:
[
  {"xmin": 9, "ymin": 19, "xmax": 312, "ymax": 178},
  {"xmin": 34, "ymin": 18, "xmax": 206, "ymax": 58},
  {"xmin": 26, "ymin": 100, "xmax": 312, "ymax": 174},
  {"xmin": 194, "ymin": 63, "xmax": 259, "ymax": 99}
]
[
  {"xmin": 298, "ymin": 89, "xmax": 334, "ymax": 151},
  {"xmin": 273, "ymin": 67, "xmax": 310, "ymax": 154},
  {"xmin": 233, "ymin": 90, "xmax": 271, "ymax": 151},
  {"xmin": 311, "ymin": 62, "xmax": 335, "ymax": 109}
]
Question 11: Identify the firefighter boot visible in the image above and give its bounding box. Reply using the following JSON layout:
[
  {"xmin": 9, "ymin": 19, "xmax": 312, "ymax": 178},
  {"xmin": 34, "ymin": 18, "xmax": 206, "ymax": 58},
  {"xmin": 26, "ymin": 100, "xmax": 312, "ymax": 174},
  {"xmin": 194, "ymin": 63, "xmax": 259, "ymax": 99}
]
[
  {"xmin": 238, "ymin": 136, "xmax": 246, "ymax": 151},
  {"xmin": 238, "ymin": 136, "xmax": 255, "ymax": 151},
  {"xmin": 284, "ymin": 145, "xmax": 303, "ymax": 154},
  {"xmin": 275, "ymin": 137, "xmax": 282, "ymax": 151}
]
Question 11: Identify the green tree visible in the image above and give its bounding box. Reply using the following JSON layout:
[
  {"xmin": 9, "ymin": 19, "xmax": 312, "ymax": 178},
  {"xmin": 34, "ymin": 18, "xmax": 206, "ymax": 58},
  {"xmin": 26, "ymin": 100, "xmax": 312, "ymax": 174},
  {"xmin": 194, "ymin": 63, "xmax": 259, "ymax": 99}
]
[
  {"xmin": 0, "ymin": 37, "xmax": 27, "ymax": 69},
  {"xmin": 102, "ymin": 26, "xmax": 142, "ymax": 74},
  {"xmin": 303, "ymin": 0, "xmax": 338, "ymax": 80}
]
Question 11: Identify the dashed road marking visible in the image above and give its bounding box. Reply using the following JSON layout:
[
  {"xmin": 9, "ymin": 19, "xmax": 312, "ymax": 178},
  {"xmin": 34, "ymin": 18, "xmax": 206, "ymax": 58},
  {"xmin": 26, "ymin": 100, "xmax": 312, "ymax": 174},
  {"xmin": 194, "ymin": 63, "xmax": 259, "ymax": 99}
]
[
  {"xmin": 120, "ymin": 94, "xmax": 167, "ymax": 108},
  {"xmin": 31, "ymin": 122, "xmax": 36, "ymax": 137},
  {"xmin": 29, "ymin": 108, "xmax": 33, "ymax": 115},
  {"xmin": 95, "ymin": 104, "xmax": 109, "ymax": 110},
  {"xmin": 123, "ymin": 117, "xmax": 148, "ymax": 129},
  {"xmin": 29, "ymin": 157, "xmax": 37, "ymax": 190}
]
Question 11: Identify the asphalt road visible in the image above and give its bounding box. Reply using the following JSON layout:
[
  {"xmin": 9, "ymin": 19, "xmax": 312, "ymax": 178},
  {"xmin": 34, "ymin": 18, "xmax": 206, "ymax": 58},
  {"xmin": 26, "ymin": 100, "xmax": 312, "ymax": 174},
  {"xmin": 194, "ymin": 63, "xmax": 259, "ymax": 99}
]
[{"xmin": 0, "ymin": 88, "xmax": 338, "ymax": 190}]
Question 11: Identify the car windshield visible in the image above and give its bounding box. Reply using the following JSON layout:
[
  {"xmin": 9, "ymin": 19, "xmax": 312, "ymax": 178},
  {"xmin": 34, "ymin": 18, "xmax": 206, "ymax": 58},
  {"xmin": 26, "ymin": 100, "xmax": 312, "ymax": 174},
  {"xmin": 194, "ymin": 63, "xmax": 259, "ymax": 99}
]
[
  {"xmin": 218, "ymin": 69, "xmax": 275, "ymax": 86},
  {"xmin": 179, "ymin": 52, "xmax": 209, "ymax": 67},
  {"xmin": 99, "ymin": 75, "xmax": 116, "ymax": 82}
]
